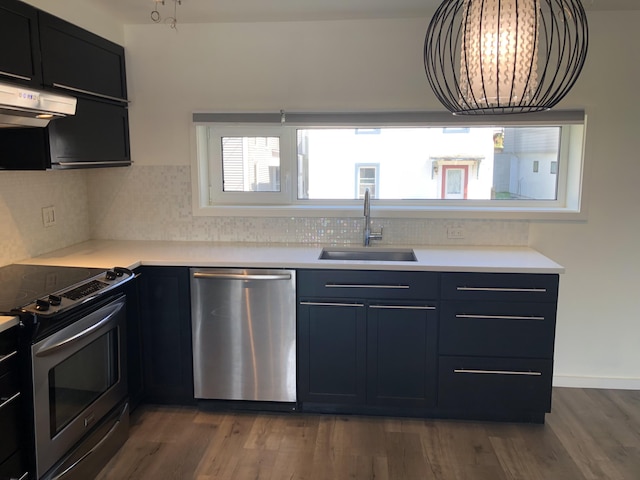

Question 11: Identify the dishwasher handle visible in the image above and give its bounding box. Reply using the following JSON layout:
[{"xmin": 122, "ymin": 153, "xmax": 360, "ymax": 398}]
[{"xmin": 193, "ymin": 272, "xmax": 292, "ymax": 281}]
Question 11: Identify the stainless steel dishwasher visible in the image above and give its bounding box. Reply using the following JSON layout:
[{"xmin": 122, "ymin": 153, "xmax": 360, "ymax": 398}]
[{"xmin": 190, "ymin": 268, "xmax": 296, "ymax": 403}]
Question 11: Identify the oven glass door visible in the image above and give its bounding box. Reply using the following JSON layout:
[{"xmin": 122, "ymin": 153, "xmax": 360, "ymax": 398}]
[
  {"xmin": 32, "ymin": 295, "xmax": 128, "ymax": 479},
  {"xmin": 49, "ymin": 328, "xmax": 118, "ymax": 436}
]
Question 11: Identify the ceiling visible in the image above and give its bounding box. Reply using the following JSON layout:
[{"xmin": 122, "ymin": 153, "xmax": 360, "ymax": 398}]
[{"xmin": 86, "ymin": 0, "xmax": 640, "ymax": 25}]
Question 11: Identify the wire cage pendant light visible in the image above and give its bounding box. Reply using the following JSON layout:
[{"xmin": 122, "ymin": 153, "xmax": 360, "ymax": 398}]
[{"xmin": 424, "ymin": 0, "xmax": 589, "ymax": 115}]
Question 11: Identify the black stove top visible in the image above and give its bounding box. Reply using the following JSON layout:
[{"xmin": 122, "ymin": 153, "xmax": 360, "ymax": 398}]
[{"xmin": 0, "ymin": 264, "xmax": 104, "ymax": 313}]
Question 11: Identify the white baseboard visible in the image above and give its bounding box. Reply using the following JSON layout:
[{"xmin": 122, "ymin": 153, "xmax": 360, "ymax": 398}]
[{"xmin": 553, "ymin": 375, "xmax": 640, "ymax": 390}]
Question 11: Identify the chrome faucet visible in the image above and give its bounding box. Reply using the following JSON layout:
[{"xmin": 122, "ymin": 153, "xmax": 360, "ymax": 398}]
[{"xmin": 363, "ymin": 188, "xmax": 383, "ymax": 246}]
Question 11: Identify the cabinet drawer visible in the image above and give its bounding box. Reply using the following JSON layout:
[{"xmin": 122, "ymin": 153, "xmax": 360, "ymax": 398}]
[
  {"xmin": 298, "ymin": 269, "xmax": 439, "ymax": 300},
  {"xmin": 0, "ymin": 328, "xmax": 18, "ymax": 378},
  {"xmin": 0, "ymin": 372, "xmax": 20, "ymax": 464},
  {"xmin": 0, "ymin": 448, "xmax": 27, "ymax": 480},
  {"xmin": 439, "ymin": 301, "xmax": 556, "ymax": 358},
  {"xmin": 438, "ymin": 356, "xmax": 552, "ymax": 413},
  {"xmin": 441, "ymin": 273, "xmax": 558, "ymax": 302}
]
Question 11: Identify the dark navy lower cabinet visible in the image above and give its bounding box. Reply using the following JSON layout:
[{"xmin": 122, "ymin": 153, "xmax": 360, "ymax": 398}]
[
  {"xmin": 297, "ymin": 270, "xmax": 439, "ymax": 415},
  {"xmin": 297, "ymin": 269, "xmax": 559, "ymax": 423}
]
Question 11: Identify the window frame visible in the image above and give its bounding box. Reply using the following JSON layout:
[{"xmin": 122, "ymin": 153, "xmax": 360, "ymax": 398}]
[{"xmin": 191, "ymin": 110, "xmax": 587, "ymax": 220}]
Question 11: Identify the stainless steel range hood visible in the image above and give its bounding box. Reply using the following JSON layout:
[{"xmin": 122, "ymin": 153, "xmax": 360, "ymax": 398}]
[{"xmin": 0, "ymin": 81, "xmax": 77, "ymax": 128}]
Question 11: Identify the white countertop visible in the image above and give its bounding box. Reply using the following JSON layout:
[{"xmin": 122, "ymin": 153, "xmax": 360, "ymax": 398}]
[
  {"xmin": 18, "ymin": 240, "xmax": 564, "ymax": 274},
  {"xmin": 0, "ymin": 316, "xmax": 19, "ymax": 334}
]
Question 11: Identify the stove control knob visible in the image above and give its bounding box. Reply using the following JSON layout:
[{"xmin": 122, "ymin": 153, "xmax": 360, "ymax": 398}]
[
  {"xmin": 35, "ymin": 299, "xmax": 50, "ymax": 311},
  {"xmin": 105, "ymin": 270, "xmax": 117, "ymax": 281},
  {"xmin": 48, "ymin": 294, "xmax": 62, "ymax": 306}
]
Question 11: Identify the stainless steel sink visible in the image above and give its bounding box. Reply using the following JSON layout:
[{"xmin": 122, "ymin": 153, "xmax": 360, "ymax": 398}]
[{"xmin": 319, "ymin": 247, "xmax": 417, "ymax": 262}]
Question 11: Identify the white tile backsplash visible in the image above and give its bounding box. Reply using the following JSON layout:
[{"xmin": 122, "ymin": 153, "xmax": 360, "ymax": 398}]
[
  {"xmin": 0, "ymin": 170, "xmax": 90, "ymax": 266},
  {"xmin": 88, "ymin": 165, "xmax": 529, "ymax": 246}
]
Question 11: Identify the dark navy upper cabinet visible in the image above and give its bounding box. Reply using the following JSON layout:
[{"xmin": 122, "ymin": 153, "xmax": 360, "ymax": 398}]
[
  {"xmin": 0, "ymin": 0, "xmax": 42, "ymax": 87},
  {"xmin": 38, "ymin": 11, "xmax": 127, "ymax": 102},
  {"xmin": 0, "ymin": 2, "xmax": 131, "ymax": 170}
]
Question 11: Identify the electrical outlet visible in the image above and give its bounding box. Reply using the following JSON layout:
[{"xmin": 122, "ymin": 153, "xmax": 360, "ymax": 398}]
[
  {"xmin": 42, "ymin": 206, "xmax": 56, "ymax": 227},
  {"xmin": 447, "ymin": 226, "xmax": 464, "ymax": 239}
]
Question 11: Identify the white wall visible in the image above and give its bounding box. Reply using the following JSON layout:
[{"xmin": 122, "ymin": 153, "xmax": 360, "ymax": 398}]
[
  {"xmin": 529, "ymin": 12, "xmax": 640, "ymax": 389},
  {"xmin": 98, "ymin": 12, "xmax": 639, "ymax": 389}
]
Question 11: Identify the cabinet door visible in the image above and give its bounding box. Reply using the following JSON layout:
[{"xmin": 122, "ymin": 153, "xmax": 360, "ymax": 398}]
[
  {"xmin": 47, "ymin": 96, "xmax": 131, "ymax": 167},
  {"xmin": 367, "ymin": 303, "xmax": 437, "ymax": 408},
  {"xmin": 138, "ymin": 267, "xmax": 194, "ymax": 404},
  {"xmin": 297, "ymin": 301, "xmax": 366, "ymax": 405},
  {"xmin": 0, "ymin": 0, "xmax": 42, "ymax": 86},
  {"xmin": 39, "ymin": 11, "xmax": 127, "ymax": 100}
]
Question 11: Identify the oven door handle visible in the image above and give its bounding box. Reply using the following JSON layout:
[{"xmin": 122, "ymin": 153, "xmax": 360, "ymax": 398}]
[{"xmin": 34, "ymin": 302, "xmax": 123, "ymax": 358}]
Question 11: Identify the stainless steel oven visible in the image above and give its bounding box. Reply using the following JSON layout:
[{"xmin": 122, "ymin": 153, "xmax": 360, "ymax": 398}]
[
  {"xmin": 0, "ymin": 264, "xmax": 134, "ymax": 480},
  {"xmin": 31, "ymin": 294, "xmax": 128, "ymax": 480}
]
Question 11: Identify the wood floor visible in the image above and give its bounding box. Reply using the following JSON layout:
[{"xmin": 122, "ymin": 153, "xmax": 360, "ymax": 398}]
[{"xmin": 96, "ymin": 387, "xmax": 640, "ymax": 480}]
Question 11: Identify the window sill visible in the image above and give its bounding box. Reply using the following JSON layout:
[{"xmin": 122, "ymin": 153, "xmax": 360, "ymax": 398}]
[{"xmin": 192, "ymin": 203, "xmax": 587, "ymax": 221}]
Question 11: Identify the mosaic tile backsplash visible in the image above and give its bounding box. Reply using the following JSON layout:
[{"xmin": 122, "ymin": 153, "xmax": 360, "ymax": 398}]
[
  {"xmin": 0, "ymin": 170, "xmax": 90, "ymax": 266},
  {"xmin": 87, "ymin": 165, "xmax": 529, "ymax": 246}
]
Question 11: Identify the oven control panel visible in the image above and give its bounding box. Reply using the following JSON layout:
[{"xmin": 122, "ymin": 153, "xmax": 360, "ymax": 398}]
[{"xmin": 21, "ymin": 267, "xmax": 134, "ymax": 316}]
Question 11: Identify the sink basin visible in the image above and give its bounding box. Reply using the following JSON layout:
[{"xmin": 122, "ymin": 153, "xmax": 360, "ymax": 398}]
[{"xmin": 319, "ymin": 247, "xmax": 417, "ymax": 262}]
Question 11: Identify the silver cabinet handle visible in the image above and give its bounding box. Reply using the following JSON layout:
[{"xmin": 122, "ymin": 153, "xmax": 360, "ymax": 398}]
[
  {"xmin": 194, "ymin": 272, "xmax": 291, "ymax": 281},
  {"xmin": 370, "ymin": 305, "xmax": 436, "ymax": 310},
  {"xmin": 455, "ymin": 314, "xmax": 545, "ymax": 321},
  {"xmin": 299, "ymin": 301, "xmax": 364, "ymax": 307},
  {"xmin": 0, "ymin": 70, "xmax": 31, "ymax": 81},
  {"xmin": 0, "ymin": 350, "xmax": 17, "ymax": 365},
  {"xmin": 55, "ymin": 160, "xmax": 132, "ymax": 168},
  {"xmin": 454, "ymin": 369, "xmax": 542, "ymax": 376},
  {"xmin": 52, "ymin": 83, "xmax": 129, "ymax": 104},
  {"xmin": 0, "ymin": 391, "xmax": 20, "ymax": 411},
  {"xmin": 456, "ymin": 287, "xmax": 547, "ymax": 293},
  {"xmin": 326, "ymin": 284, "xmax": 410, "ymax": 289},
  {"xmin": 17, "ymin": 471, "xmax": 29, "ymax": 480}
]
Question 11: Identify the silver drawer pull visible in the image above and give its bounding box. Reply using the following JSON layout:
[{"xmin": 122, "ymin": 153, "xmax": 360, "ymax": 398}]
[
  {"xmin": 0, "ymin": 350, "xmax": 17, "ymax": 365},
  {"xmin": 0, "ymin": 391, "xmax": 20, "ymax": 411},
  {"xmin": 326, "ymin": 284, "xmax": 410, "ymax": 289},
  {"xmin": 457, "ymin": 287, "xmax": 547, "ymax": 293},
  {"xmin": 455, "ymin": 314, "xmax": 545, "ymax": 321},
  {"xmin": 17, "ymin": 472, "xmax": 29, "ymax": 480},
  {"xmin": 454, "ymin": 369, "xmax": 542, "ymax": 376},
  {"xmin": 0, "ymin": 71, "xmax": 31, "ymax": 81},
  {"xmin": 370, "ymin": 305, "xmax": 436, "ymax": 310},
  {"xmin": 299, "ymin": 301, "xmax": 364, "ymax": 307},
  {"xmin": 55, "ymin": 160, "xmax": 132, "ymax": 168}
]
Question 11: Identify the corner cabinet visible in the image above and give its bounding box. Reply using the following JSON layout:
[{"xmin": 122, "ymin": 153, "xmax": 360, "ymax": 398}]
[
  {"xmin": 297, "ymin": 270, "xmax": 439, "ymax": 415},
  {"xmin": 39, "ymin": 12, "xmax": 131, "ymax": 169},
  {"xmin": 137, "ymin": 267, "xmax": 194, "ymax": 405}
]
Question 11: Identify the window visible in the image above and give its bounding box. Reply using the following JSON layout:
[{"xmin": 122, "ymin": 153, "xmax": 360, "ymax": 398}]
[
  {"xmin": 192, "ymin": 110, "xmax": 586, "ymax": 219},
  {"xmin": 356, "ymin": 164, "xmax": 379, "ymax": 199}
]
